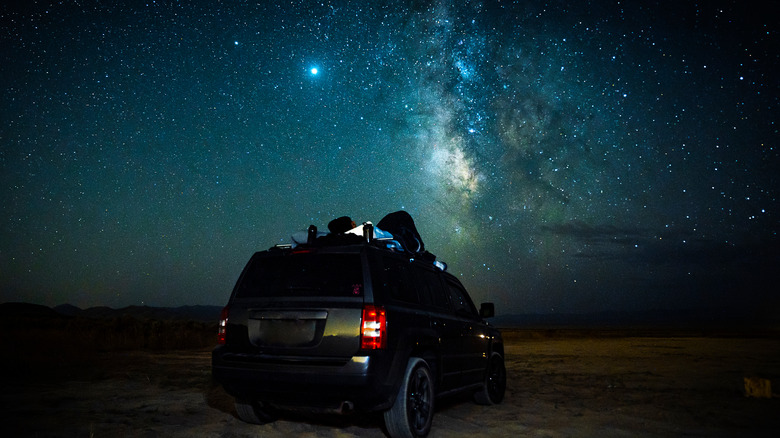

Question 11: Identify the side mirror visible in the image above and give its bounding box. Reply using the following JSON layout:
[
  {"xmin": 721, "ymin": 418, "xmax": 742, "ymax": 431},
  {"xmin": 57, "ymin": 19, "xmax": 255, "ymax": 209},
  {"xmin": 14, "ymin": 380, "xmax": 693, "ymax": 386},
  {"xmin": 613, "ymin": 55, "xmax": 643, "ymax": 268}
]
[{"xmin": 479, "ymin": 302, "xmax": 495, "ymax": 318}]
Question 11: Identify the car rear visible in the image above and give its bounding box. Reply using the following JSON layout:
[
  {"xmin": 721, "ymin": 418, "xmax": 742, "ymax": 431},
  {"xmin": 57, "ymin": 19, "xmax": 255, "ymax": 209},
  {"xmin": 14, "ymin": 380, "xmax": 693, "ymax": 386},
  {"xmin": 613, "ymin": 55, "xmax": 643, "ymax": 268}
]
[{"xmin": 212, "ymin": 245, "xmax": 398, "ymax": 412}]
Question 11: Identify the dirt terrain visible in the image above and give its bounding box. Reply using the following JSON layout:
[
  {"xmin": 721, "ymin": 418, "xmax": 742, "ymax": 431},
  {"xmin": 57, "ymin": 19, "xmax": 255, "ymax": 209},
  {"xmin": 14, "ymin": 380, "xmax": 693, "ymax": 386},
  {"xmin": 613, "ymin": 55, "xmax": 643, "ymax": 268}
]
[{"xmin": 3, "ymin": 332, "xmax": 779, "ymax": 437}]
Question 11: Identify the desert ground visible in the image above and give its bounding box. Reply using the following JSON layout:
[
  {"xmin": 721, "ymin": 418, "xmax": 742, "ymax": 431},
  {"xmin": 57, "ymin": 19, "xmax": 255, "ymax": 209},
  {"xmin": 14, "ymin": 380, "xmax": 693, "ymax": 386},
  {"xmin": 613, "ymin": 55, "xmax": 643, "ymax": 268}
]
[{"xmin": 3, "ymin": 329, "xmax": 779, "ymax": 437}]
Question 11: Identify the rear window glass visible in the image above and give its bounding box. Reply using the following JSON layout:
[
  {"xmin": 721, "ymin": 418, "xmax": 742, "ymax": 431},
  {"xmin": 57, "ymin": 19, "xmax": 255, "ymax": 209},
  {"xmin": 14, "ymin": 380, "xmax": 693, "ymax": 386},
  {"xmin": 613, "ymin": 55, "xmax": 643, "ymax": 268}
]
[
  {"xmin": 235, "ymin": 253, "xmax": 364, "ymax": 298},
  {"xmin": 378, "ymin": 256, "xmax": 420, "ymax": 304}
]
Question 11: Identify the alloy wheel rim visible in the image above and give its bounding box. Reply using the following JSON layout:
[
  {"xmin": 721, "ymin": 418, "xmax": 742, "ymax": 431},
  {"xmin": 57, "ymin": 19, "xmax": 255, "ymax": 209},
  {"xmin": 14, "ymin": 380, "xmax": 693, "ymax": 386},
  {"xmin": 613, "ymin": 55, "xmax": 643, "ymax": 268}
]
[{"xmin": 408, "ymin": 369, "xmax": 431, "ymax": 431}]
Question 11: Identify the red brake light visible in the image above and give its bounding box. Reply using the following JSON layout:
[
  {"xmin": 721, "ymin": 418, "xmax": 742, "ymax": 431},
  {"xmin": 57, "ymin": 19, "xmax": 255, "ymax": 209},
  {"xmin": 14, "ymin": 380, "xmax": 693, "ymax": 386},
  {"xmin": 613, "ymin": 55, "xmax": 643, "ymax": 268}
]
[
  {"xmin": 361, "ymin": 305, "xmax": 387, "ymax": 350},
  {"xmin": 217, "ymin": 306, "xmax": 229, "ymax": 345}
]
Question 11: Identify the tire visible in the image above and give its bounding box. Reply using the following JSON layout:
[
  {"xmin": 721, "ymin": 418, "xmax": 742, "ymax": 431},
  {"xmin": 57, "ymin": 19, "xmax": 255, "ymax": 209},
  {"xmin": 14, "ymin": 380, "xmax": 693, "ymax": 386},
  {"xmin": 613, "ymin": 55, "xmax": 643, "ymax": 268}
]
[
  {"xmin": 234, "ymin": 399, "xmax": 277, "ymax": 424},
  {"xmin": 384, "ymin": 358, "xmax": 435, "ymax": 438},
  {"xmin": 474, "ymin": 352, "xmax": 506, "ymax": 405}
]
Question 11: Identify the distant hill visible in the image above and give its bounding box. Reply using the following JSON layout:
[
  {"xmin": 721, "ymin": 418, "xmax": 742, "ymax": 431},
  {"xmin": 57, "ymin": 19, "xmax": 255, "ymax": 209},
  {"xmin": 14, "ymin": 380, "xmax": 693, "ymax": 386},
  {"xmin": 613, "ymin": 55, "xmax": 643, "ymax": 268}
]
[
  {"xmin": 1, "ymin": 302, "xmax": 221, "ymax": 354},
  {"xmin": 0, "ymin": 302, "xmax": 223, "ymax": 323},
  {"xmin": 52, "ymin": 303, "xmax": 81, "ymax": 317},
  {"xmin": 0, "ymin": 302, "xmax": 63, "ymax": 319},
  {"xmin": 490, "ymin": 308, "xmax": 777, "ymax": 329},
  {"xmin": 61, "ymin": 304, "xmax": 224, "ymax": 322}
]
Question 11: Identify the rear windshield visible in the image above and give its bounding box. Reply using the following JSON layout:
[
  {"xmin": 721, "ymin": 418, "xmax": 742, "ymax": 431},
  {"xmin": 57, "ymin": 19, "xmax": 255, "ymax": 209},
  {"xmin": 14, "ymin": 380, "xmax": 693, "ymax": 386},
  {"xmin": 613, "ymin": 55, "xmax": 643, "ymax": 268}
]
[{"xmin": 235, "ymin": 253, "xmax": 364, "ymax": 298}]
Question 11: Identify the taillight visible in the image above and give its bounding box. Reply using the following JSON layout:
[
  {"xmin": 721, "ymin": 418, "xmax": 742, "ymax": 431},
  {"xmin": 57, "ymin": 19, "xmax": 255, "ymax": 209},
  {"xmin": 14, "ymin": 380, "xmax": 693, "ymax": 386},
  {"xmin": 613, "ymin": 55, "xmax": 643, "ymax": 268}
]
[
  {"xmin": 217, "ymin": 306, "xmax": 229, "ymax": 345},
  {"xmin": 360, "ymin": 305, "xmax": 387, "ymax": 350}
]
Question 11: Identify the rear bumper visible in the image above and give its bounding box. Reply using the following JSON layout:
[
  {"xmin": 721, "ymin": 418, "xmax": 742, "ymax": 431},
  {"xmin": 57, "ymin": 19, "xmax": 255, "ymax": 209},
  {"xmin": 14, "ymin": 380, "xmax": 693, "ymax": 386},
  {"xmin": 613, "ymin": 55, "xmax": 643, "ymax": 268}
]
[{"xmin": 212, "ymin": 346, "xmax": 398, "ymax": 412}]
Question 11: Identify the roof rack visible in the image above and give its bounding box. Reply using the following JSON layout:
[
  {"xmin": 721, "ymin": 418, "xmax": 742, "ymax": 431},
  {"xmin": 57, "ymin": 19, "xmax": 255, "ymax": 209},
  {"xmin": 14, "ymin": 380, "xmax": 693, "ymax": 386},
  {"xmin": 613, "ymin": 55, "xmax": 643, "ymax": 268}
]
[{"xmin": 270, "ymin": 223, "xmax": 447, "ymax": 271}]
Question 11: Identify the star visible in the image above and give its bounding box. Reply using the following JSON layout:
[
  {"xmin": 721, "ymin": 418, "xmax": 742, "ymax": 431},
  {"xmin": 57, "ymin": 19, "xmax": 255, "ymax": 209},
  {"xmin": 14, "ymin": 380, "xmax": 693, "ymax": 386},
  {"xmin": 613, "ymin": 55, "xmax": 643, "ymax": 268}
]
[{"xmin": 0, "ymin": 0, "xmax": 775, "ymax": 320}]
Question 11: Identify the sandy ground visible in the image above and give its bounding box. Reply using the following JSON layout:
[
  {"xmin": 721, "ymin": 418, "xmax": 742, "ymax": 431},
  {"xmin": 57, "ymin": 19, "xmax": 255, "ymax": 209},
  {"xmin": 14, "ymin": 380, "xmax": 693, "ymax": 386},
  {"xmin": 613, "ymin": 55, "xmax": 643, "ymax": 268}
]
[{"xmin": 3, "ymin": 333, "xmax": 779, "ymax": 437}]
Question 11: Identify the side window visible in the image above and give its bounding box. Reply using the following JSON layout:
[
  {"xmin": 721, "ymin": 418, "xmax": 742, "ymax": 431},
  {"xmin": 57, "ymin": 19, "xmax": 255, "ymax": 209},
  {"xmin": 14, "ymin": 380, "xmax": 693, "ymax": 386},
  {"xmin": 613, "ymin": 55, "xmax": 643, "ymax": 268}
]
[
  {"xmin": 380, "ymin": 256, "xmax": 419, "ymax": 304},
  {"xmin": 414, "ymin": 268, "xmax": 449, "ymax": 310},
  {"xmin": 446, "ymin": 280, "xmax": 479, "ymax": 318}
]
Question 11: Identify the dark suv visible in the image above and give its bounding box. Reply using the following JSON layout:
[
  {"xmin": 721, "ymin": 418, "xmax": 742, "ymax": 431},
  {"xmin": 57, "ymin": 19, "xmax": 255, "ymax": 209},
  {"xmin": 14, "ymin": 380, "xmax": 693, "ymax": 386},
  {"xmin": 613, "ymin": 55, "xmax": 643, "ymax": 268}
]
[{"xmin": 212, "ymin": 229, "xmax": 506, "ymax": 438}]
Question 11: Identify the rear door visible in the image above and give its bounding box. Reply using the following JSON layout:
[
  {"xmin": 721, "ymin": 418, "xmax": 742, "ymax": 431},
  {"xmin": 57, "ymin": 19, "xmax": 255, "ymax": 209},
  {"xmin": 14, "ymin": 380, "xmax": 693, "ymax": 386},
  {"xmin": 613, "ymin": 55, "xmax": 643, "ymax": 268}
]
[
  {"xmin": 409, "ymin": 265, "xmax": 464, "ymax": 391},
  {"xmin": 443, "ymin": 278, "xmax": 490, "ymax": 386},
  {"xmin": 230, "ymin": 250, "xmax": 365, "ymax": 359}
]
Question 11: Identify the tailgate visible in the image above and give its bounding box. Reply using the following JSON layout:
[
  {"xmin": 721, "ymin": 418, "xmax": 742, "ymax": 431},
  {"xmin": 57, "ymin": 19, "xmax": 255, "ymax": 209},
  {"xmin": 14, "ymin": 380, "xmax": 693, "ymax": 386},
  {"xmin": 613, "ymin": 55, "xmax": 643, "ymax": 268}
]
[
  {"xmin": 247, "ymin": 306, "xmax": 362, "ymax": 355},
  {"xmin": 230, "ymin": 250, "xmax": 369, "ymax": 358}
]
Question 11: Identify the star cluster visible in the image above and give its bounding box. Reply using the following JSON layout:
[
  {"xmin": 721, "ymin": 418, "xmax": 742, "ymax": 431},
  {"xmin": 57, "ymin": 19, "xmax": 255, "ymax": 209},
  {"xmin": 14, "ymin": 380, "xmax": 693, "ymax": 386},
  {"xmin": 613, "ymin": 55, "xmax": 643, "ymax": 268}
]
[{"xmin": 1, "ymin": 1, "xmax": 777, "ymax": 317}]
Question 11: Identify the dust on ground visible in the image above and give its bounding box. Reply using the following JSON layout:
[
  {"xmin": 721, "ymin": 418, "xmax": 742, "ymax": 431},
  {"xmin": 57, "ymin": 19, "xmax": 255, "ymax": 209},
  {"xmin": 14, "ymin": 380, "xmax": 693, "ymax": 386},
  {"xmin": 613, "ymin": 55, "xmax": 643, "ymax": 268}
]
[{"xmin": 3, "ymin": 334, "xmax": 779, "ymax": 437}]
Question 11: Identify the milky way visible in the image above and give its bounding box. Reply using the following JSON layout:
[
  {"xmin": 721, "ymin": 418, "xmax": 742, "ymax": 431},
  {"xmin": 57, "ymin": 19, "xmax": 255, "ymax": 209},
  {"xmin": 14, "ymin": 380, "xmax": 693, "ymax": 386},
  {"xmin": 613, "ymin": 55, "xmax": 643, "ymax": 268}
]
[{"xmin": 1, "ymin": 1, "xmax": 777, "ymax": 317}]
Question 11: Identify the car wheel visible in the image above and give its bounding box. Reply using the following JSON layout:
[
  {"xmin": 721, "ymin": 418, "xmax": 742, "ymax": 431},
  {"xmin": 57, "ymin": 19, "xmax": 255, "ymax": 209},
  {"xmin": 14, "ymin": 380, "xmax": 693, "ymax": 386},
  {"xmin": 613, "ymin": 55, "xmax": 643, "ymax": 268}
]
[
  {"xmin": 384, "ymin": 357, "xmax": 435, "ymax": 438},
  {"xmin": 234, "ymin": 399, "xmax": 277, "ymax": 424},
  {"xmin": 474, "ymin": 352, "xmax": 506, "ymax": 405}
]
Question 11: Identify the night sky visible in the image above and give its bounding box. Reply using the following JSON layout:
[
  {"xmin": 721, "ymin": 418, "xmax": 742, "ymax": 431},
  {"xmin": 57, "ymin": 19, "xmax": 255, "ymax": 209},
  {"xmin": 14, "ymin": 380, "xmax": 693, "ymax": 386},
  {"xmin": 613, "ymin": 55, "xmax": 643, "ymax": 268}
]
[{"xmin": 2, "ymin": 1, "xmax": 778, "ymax": 318}]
